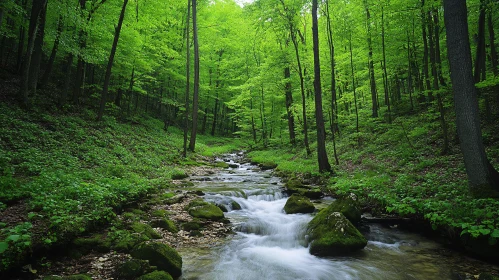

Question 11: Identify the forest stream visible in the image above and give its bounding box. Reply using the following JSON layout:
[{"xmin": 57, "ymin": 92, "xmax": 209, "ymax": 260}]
[{"xmin": 178, "ymin": 153, "xmax": 498, "ymax": 280}]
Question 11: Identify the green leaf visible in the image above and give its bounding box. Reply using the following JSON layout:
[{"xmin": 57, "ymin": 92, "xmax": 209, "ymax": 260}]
[
  {"xmin": 479, "ymin": 228, "xmax": 491, "ymax": 235},
  {"xmin": 0, "ymin": 242, "xmax": 8, "ymax": 254},
  {"xmin": 491, "ymin": 229, "xmax": 499, "ymax": 238},
  {"xmin": 7, "ymin": 235, "xmax": 20, "ymax": 242}
]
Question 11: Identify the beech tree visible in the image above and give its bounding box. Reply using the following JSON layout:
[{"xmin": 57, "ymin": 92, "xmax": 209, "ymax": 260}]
[{"xmin": 443, "ymin": 0, "xmax": 499, "ymax": 194}]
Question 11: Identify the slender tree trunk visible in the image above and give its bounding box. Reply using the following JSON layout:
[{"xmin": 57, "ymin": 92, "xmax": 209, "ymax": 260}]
[
  {"xmin": 16, "ymin": 0, "xmax": 27, "ymax": 73},
  {"xmin": 363, "ymin": 0, "xmax": 378, "ymax": 118},
  {"xmin": 60, "ymin": 54, "xmax": 73, "ymax": 107},
  {"xmin": 211, "ymin": 94, "xmax": 218, "ymax": 136},
  {"xmin": 407, "ymin": 31, "xmax": 414, "ymax": 111},
  {"xmin": 433, "ymin": 9, "xmax": 446, "ymax": 87},
  {"xmin": 381, "ymin": 6, "xmax": 391, "ymax": 124},
  {"xmin": 312, "ymin": 0, "xmax": 331, "ymax": 173},
  {"xmin": 487, "ymin": 8, "xmax": 498, "ymax": 76},
  {"xmin": 183, "ymin": 0, "xmax": 191, "ymax": 157},
  {"xmin": 474, "ymin": 0, "xmax": 487, "ymax": 83},
  {"xmin": 39, "ymin": 16, "xmax": 63, "ymax": 89},
  {"xmin": 443, "ymin": 0, "xmax": 499, "ymax": 194},
  {"xmin": 28, "ymin": 1, "xmax": 47, "ymax": 94},
  {"xmin": 189, "ymin": 0, "xmax": 199, "ymax": 152},
  {"xmin": 97, "ymin": 0, "xmax": 128, "ymax": 121},
  {"xmin": 260, "ymin": 85, "xmax": 267, "ymax": 147},
  {"xmin": 422, "ymin": 0, "xmax": 432, "ymax": 103},
  {"xmin": 284, "ymin": 66, "xmax": 296, "ymax": 145},
  {"xmin": 19, "ymin": 0, "xmax": 47, "ymax": 108},
  {"xmin": 350, "ymin": 33, "xmax": 360, "ymax": 140},
  {"xmin": 250, "ymin": 97, "xmax": 257, "ymax": 143}
]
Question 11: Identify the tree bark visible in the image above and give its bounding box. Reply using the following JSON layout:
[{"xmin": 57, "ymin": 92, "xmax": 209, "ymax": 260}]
[
  {"xmin": 312, "ymin": 0, "xmax": 332, "ymax": 173},
  {"xmin": 183, "ymin": 0, "xmax": 191, "ymax": 157},
  {"xmin": 487, "ymin": 8, "xmax": 498, "ymax": 76},
  {"xmin": 28, "ymin": 1, "xmax": 47, "ymax": 94},
  {"xmin": 39, "ymin": 16, "xmax": 63, "ymax": 89},
  {"xmin": 474, "ymin": 0, "xmax": 487, "ymax": 83},
  {"xmin": 443, "ymin": 0, "xmax": 499, "ymax": 194},
  {"xmin": 284, "ymin": 66, "xmax": 296, "ymax": 145},
  {"xmin": 189, "ymin": 0, "xmax": 199, "ymax": 152},
  {"xmin": 363, "ymin": 0, "xmax": 378, "ymax": 118},
  {"xmin": 96, "ymin": 0, "xmax": 128, "ymax": 121},
  {"xmin": 381, "ymin": 6, "xmax": 391, "ymax": 124}
]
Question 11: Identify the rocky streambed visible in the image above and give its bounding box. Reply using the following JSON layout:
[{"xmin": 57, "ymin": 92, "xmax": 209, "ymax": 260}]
[{"xmin": 31, "ymin": 153, "xmax": 499, "ymax": 280}]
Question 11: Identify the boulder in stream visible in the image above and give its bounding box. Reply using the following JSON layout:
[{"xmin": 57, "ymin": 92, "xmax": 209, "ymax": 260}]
[
  {"xmin": 131, "ymin": 242, "xmax": 182, "ymax": 278},
  {"xmin": 231, "ymin": 200, "xmax": 242, "ymax": 210},
  {"xmin": 306, "ymin": 211, "xmax": 367, "ymax": 256},
  {"xmin": 284, "ymin": 194, "xmax": 315, "ymax": 214},
  {"xmin": 259, "ymin": 162, "xmax": 277, "ymax": 170},
  {"xmin": 284, "ymin": 179, "xmax": 323, "ymax": 199},
  {"xmin": 327, "ymin": 194, "xmax": 362, "ymax": 224},
  {"xmin": 188, "ymin": 204, "xmax": 224, "ymax": 220},
  {"xmin": 117, "ymin": 259, "xmax": 156, "ymax": 279}
]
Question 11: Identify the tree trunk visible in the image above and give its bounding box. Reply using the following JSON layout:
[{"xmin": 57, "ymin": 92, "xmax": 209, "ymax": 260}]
[
  {"xmin": 19, "ymin": 0, "xmax": 47, "ymax": 107},
  {"xmin": 487, "ymin": 9, "xmax": 498, "ymax": 76},
  {"xmin": 443, "ymin": 0, "xmax": 499, "ymax": 194},
  {"xmin": 60, "ymin": 54, "xmax": 73, "ymax": 107},
  {"xmin": 96, "ymin": 0, "xmax": 128, "ymax": 121},
  {"xmin": 312, "ymin": 0, "xmax": 332, "ymax": 173},
  {"xmin": 189, "ymin": 0, "xmax": 199, "ymax": 152},
  {"xmin": 474, "ymin": 0, "xmax": 487, "ymax": 83},
  {"xmin": 28, "ymin": 1, "xmax": 47, "ymax": 94},
  {"xmin": 432, "ymin": 9, "xmax": 446, "ymax": 87},
  {"xmin": 350, "ymin": 33, "xmax": 360, "ymax": 140},
  {"xmin": 381, "ymin": 6, "xmax": 391, "ymax": 124},
  {"xmin": 421, "ymin": 0, "xmax": 432, "ymax": 103},
  {"xmin": 284, "ymin": 66, "xmax": 296, "ymax": 145},
  {"xmin": 211, "ymin": 95, "xmax": 218, "ymax": 136},
  {"xmin": 407, "ymin": 31, "xmax": 414, "ymax": 111},
  {"xmin": 183, "ymin": 0, "xmax": 191, "ymax": 157},
  {"xmin": 39, "ymin": 16, "xmax": 63, "ymax": 89},
  {"xmin": 363, "ymin": 0, "xmax": 378, "ymax": 118}
]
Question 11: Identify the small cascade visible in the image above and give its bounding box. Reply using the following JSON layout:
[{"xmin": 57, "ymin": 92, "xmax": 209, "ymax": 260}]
[{"xmin": 180, "ymin": 154, "xmax": 479, "ymax": 280}]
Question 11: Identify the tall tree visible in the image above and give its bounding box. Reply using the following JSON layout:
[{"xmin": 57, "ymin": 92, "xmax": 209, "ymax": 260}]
[
  {"xmin": 189, "ymin": 0, "xmax": 200, "ymax": 152},
  {"xmin": 443, "ymin": 0, "xmax": 499, "ymax": 194},
  {"xmin": 97, "ymin": 0, "xmax": 129, "ymax": 121},
  {"xmin": 363, "ymin": 0, "xmax": 378, "ymax": 118},
  {"xmin": 183, "ymin": 0, "xmax": 191, "ymax": 158},
  {"xmin": 312, "ymin": 0, "xmax": 331, "ymax": 173}
]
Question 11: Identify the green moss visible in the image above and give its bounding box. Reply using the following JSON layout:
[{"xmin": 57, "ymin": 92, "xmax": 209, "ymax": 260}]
[
  {"xmin": 117, "ymin": 259, "xmax": 155, "ymax": 280},
  {"xmin": 284, "ymin": 194, "xmax": 315, "ymax": 214},
  {"xmin": 217, "ymin": 204, "xmax": 228, "ymax": 212},
  {"xmin": 231, "ymin": 201, "xmax": 242, "ymax": 210},
  {"xmin": 182, "ymin": 221, "xmax": 201, "ymax": 231},
  {"xmin": 185, "ymin": 199, "xmax": 209, "ymax": 210},
  {"xmin": 42, "ymin": 276, "xmax": 62, "ymax": 280},
  {"xmin": 150, "ymin": 218, "xmax": 178, "ymax": 233},
  {"xmin": 188, "ymin": 204, "xmax": 224, "ymax": 221},
  {"xmin": 307, "ymin": 210, "xmax": 367, "ymax": 256},
  {"xmin": 72, "ymin": 234, "xmax": 111, "ymax": 253},
  {"xmin": 214, "ymin": 161, "xmax": 229, "ymax": 168},
  {"xmin": 171, "ymin": 170, "xmax": 189, "ymax": 180},
  {"xmin": 151, "ymin": 209, "xmax": 168, "ymax": 218},
  {"xmin": 137, "ymin": 271, "xmax": 173, "ymax": 280},
  {"xmin": 327, "ymin": 195, "xmax": 362, "ymax": 224},
  {"xmin": 131, "ymin": 222, "xmax": 162, "ymax": 239},
  {"xmin": 260, "ymin": 162, "xmax": 278, "ymax": 170},
  {"xmin": 479, "ymin": 273, "xmax": 499, "ymax": 280},
  {"xmin": 63, "ymin": 275, "xmax": 92, "ymax": 280},
  {"xmin": 131, "ymin": 242, "xmax": 182, "ymax": 278}
]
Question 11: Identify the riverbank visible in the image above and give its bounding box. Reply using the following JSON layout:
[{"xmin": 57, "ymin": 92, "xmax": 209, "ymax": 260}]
[{"xmin": 0, "ymin": 103, "xmax": 243, "ymax": 277}]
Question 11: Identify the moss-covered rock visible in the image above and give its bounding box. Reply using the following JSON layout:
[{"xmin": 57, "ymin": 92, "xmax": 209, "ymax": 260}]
[
  {"xmin": 327, "ymin": 194, "xmax": 362, "ymax": 224},
  {"xmin": 284, "ymin": 179, "xmax": 323, "ymax": 199},
  {"xmin": 117, "ymin": 259, "xmax": 156, "ymax": 279},
  {"xmin": 260, "ymin": 162, "xmax": 277, "ymax": 170},
  {"xmin": 284, "ymin": 194, "xmax": 315, "ymax": 214},
  {"xmin": 131, "ymin": 242, "xmax": 182, "ymax": 278},
  {"xmin": 131, "ymin": 222, "xmax": 162, "ymax": 239},
  {"xmin": 231, "ymin": 201, "xmax": 242, "ymax": 210},
  {"xmin": 151, "ymin": 209, "xmax": 169, "ymax": 218},
  {"xmin": 217, "ymin": 204, "xmax": 228, "ymax": 212},
  {"xmin": 214, "ymin": 161, "xmax": 229, "ymax": 168},
  {"xmin": 285, "ymin": 178, "xmax": 303, "ymax": 189},
  {"xmin": 479, "ymin": 273, "xmax": 499, "ymax": 280},
  {"xmin": 137, "ymin": 270, "xmax": 174, "ymax": 280},
  {"xmin": 63, "ymin": 275, "xmax": 92, "ymax": 280},
  {"xmin": 182, "ymin": 221, "xmax": 201, "ymax": 231},
  {"xmin": 185, "ymin": 199, "xmax": 210, "ymax": 209},
  {"xmin": 72, "ymin": 234, "xmax": 111, "ymax": 254},
  {"xmin": 171, "ymin": 170, "xmax": 189, "ymax": 180},
  {"xmin": 188, "ymin": 204, "xmax": 224, "ymax": 221},
  {"xmin": 150, "ymin": 218, "xmax": 178, "ymax": 233},
  {"xmin": 306, "ymin": 211, "xmax": 367, "ymax": 256}
]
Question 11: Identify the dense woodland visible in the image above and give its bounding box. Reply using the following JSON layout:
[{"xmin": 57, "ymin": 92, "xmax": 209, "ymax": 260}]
[{"xmin": 1, "ymin": 0, "xmax": 499, "ymax": 277}]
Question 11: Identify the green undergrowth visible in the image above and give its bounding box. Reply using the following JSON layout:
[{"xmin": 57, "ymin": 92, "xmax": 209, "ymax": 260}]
[
  {"xmin": 247, "ymin": 108, "xmax": 499, "ymax": 245},
  {"xmin": 0, "ymin": 103, "xmax": 238, "ymax": 273}
]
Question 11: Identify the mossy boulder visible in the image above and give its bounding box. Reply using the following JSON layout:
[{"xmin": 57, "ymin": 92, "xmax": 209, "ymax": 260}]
[
  {"xmin": 72, "ymin": 234, "xmax": 111, "ymax": 254},
  {"xmin": 137, "ymin": 270, "xmax": 174, "ymax": 280},
  {"xmin": 215, "ymin": 161, "xmax": 229, "ymax": 168},
  {"xmin": 150, "ymin": 218, "xmax": 178, "ymax": 233},
  {"xmin": 231, "ymin": 201, "xmax": 242, "ymax": 210},
  {"xmin": 131, "ymin": 222, "xmax": 162, "ymax": 239},
  {"xmin": 64, "ymin": 275, "xmax": 92, "ymax": 280},
  {"xmin": 171, "ymin": 170, "xmax": 188, "ymax": 180},
  {"xmin": 327, "ymin": 194, "xmax": 362, "ymax": 224},
  {"xmin": 182, "ymin": 221, "xmax": 201, "ymax": 231},
  {"xmin": 131, "ymin": 242, "xmax": 182, "ymax": 278},
  {"xmin": 151, "ymin": 209, "xmax": 169, "ymax": 218},
  {"xmin": 117, "ymin": 259, "xmax": 156, "ymax": 279},
  {"xmin": 285, "ymin": 178, "xmax": 303, "ymax": 189},
  {"xmin": 217, "ymin": 204, "xmax": 228, "ymax": 212},
  {"xmin": 187, "ymin": 201, "xmax": 224, "ymax": 221},
  {"xmin": 284, "ymin": 194, "xmax": 315, "ymax": 214},
  {"xmin": 306, "ymin": 211, "xmax": 367, "ymax": 256},
  {"xmin": 259, "ymin": 162, "xmax": 277, "ymax": 170}
]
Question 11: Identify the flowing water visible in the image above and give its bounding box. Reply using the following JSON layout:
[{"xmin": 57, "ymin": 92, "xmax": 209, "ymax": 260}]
[{"xmin": 179, "ymin": 154, "xmax": 497, "ymax": 280}]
